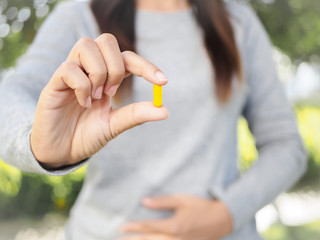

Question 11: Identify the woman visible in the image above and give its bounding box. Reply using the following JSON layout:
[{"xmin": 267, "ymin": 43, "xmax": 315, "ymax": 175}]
[{"xmin": 0, "ymin": 0, "xmax": 306, "ymax": 239}]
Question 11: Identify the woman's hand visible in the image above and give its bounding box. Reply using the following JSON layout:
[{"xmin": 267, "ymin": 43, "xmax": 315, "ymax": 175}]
[
  {"xmin": 119, "ymin": 195, "xmax": 233, "ymax": 240},
  {"xmin": 30, "ymin": 34, "xmax": 169, "ymax": 168}
]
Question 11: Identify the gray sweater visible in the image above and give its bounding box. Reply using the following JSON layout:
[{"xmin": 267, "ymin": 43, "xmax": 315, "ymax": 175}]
[{"xmin": 0, "ymin": 1, "xmax": 307, "ymax": 239}]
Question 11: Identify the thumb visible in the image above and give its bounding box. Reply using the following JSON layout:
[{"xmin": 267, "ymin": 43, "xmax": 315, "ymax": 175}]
[{"xmin": 108, "ymin": 101, "xmax": 169, "ymax": 139}]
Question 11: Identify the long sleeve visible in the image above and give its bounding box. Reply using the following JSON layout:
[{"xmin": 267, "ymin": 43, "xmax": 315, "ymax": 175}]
[
  {"xmin": 0, "ymin": 2, "xmax": 95, "ymax": 175},
  {"xmin": 220, "ymin": 6, "xmax": 307, "ymax": 231}
]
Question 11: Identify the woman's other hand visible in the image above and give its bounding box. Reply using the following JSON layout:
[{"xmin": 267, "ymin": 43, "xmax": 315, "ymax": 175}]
[
  {"xmin": 30, "ymin": 33, "xmax": 169, "ymax": 168},
  {"xmin": 119, "ymin": 195, "xmax": 233, "ymax": 240}
]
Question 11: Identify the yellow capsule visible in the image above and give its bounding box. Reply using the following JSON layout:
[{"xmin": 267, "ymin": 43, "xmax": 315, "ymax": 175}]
[{"xmin": 153, "ymin": 85, "xmax": 162, "ymax": 107}]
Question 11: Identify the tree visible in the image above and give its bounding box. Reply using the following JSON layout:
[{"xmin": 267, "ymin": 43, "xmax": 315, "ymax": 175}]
[
  {"xmin": 250, "ymin": 0, "xmax": 320, "ymax": 63},
  {"xmin": 0, "ymin": 0, "xmax": 60, "ymax": 69}
]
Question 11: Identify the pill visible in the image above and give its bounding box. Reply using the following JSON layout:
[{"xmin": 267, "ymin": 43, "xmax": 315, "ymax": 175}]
[{"xmin": 153, "ymin": 85, "xmax": 162, "ymax": 107}]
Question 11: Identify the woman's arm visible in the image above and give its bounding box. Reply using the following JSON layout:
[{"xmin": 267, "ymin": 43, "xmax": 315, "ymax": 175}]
[
  {"xmin": 0, "ymin": 2, "xmax": 169, "ymax": 175},
  {"xmin": 218, "ymin": 5, "xmax": 307, "ymax": 232},
  {"xmin": 0, "ymin": 2, "xmax": 81, "ymax": 175}
]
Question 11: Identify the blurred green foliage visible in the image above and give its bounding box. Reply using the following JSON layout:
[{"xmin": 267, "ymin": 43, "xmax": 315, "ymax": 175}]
[
  {"xmin": 294, "ymin": 107, "xmax": 320, "ymax": 188},
  {"xmin": 263, "ymin": 220, "xmax": 320, "ymax": 240},
  {"xmin": 238, "ymin": 118, "xmax": 258, "ymax": 171},
  {"xmin": 0, "ymin": 0, "xmax": 61, "ymax": 68},
  {"xmin": 0, "ymin": 163, "xmax": 84, "ymax": 219},
  {"xmin": 250, "ymin": 0, "xmax": 320, "ymax": 63}
]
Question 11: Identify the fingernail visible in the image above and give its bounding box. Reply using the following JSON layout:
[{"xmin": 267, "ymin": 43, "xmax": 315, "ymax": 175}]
[
  {"xmin": 94, "ymin": 86, "xmax": 103, "ymax": 99},
  {"xmin": 86, "ymin": 96, "xmax": 92, "ymax": 108},
  {"xmin": 107, "ymin": 85, "xmax": 119, "ymax": 97},
  {"xmin": 155, "ymin": 71, "xmax": 168, "ymax": 83}
]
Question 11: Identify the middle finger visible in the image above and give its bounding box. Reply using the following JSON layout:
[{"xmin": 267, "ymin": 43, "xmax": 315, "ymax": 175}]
[{"xmin": 95, "ymin": 33, "xmax": 125, "ymax": 96}]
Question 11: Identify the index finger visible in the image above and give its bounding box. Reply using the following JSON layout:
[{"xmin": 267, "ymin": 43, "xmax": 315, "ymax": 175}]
[{"xmin": 122, "ymin": 51, "xmax": 168, "ymax": 86}]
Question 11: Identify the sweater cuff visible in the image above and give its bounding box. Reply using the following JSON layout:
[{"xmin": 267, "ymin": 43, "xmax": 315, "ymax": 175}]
[
  {"xmin": 211, "ymin": 186, "xmax": 251, "ymax": 232},
  {"xmin": 13, "ymin": 125, "xmax": 87, "ymax": 176},
  {"xmin": 208, "ymin": 183, "xmax": 255, "ymax": 232}
]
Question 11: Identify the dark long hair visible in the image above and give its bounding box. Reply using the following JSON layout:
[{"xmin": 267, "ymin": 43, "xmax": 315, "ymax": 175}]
[{"xmin": 90, "ymin": 0, "xmax": 242, "ymax": 102}]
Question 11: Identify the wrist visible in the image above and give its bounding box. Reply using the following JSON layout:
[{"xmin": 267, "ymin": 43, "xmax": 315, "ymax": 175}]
[{"xmin": 30, "ymin": 132, "xmax": 69, "ymax": 169}]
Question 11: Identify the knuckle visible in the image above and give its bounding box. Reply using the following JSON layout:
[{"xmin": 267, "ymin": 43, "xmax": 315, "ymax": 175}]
[
  {"xmin": 131, "ymin": 104, "xmax": 144, "ymax": 125},
  {"xmin": 77, "ymin": 37, "xmax": 94, "ymax": 48},
  {"xmin": 108, "ymin": 67, "xmax": 125, "ymax": 81},
  {"xmin": 76, "ymin": 79, "xmax": 90, "ymax": 91},
  {"xmin": 74, "ymin": 88, "xmax": 85, "ymax": 98},
  {"xmin": 61, "ymin": 60, "xmax": 78, "ymax": 73},
  {"xmin": 99, "ymin": 33, "xmax": 118, "ymax": 44},
  {"xmin": 122, "ymin": 50, "xmax": 134, "ymax": 57},
  {"xmin": 90, "ymin": 69, "xmax": 107, "ymax": 84}
]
